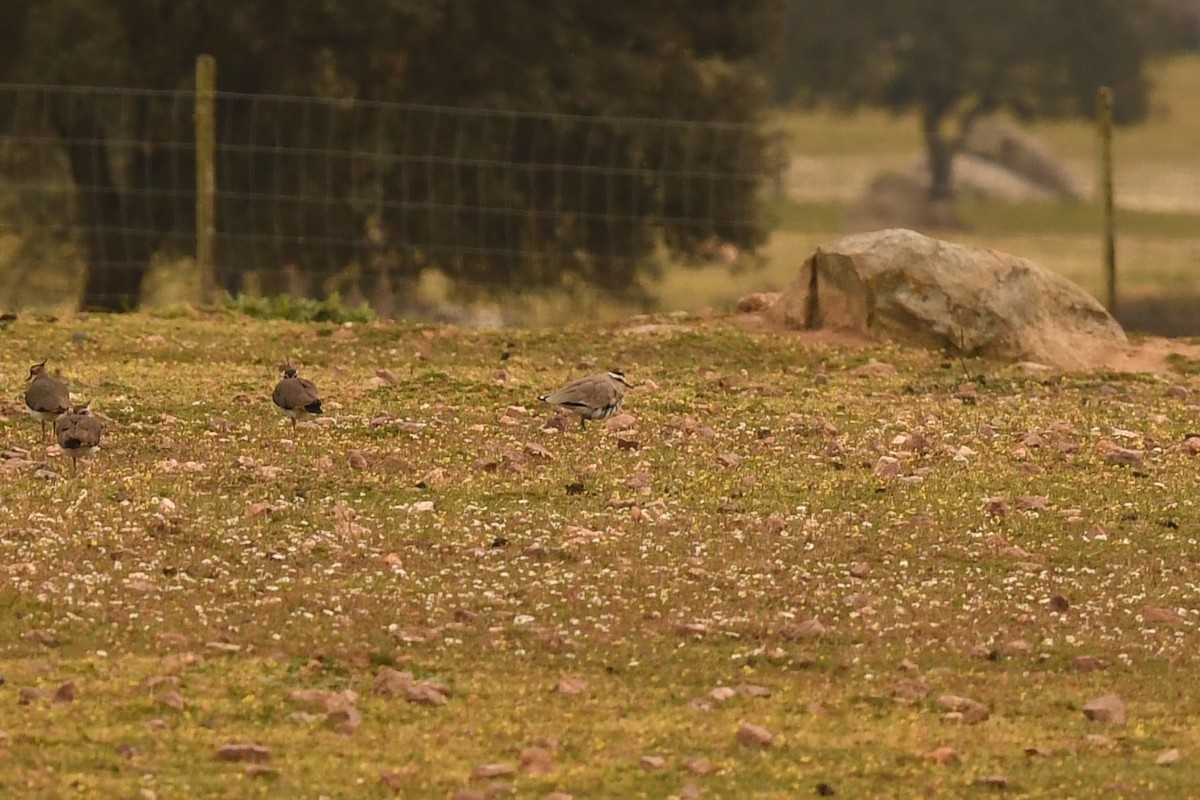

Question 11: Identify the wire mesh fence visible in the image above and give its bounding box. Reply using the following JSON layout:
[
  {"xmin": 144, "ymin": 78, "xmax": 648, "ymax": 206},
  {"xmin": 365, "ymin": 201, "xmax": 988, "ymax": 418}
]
[{"xmin": 0, "ymin": 82, "xmax": 772, "ymax": 318}]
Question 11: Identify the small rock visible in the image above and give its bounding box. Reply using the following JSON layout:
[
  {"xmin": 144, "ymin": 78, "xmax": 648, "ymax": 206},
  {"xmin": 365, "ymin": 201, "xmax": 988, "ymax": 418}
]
[
  {"xmin": 519, "ymin": 746, "xmax": 554, "ymax": 776},
  {"xmin": 936, "ymin": 694, "xmax": 978, "ymax": 712},
  {"xmin": 373, "ymin": 667, "xmax": 415, "ymax": 695},
  {"xmin": 215, "ymin": 744, "xmax": 271, "ymax": 762},
  {"xmin": 379, "ymin": 769, "xmax": 408, "ymax": 791},
  {"xmin": 685, "ymin": 756, "xmax": 715, "ymax": 775},
  {"xmin": 781, "ymin": 618, "xmax": 826, "ymax": 639},
  {"xmin": 736, "ymin": 292, "xmax": 780, "ymax": 313},
  {"xmin": 1072, "ymin": 655, "xmax": 1109, "ymax": 672},
  {"xmin": 556, "ymin": 677, "xmax": 587, "ymax": 696},
  {"xmin": 404, "ymin": 682, "xmax": 449, "ymax": 706},
  {"xmin": 326, "ymin": 705, "xmax": 362, "ymax": 734},
  {"xmin": 54, "ymin": 681, "xmax": 77, "ymax": 702},
  {"xmin": 1143, "ymin": 606, "xmax": 1181, "ymax": 624},
  {"xmin": 244, "ymin": 764, "xmax": 277, "ymax": 778},
  {"xmin": 955, "ymin": 382, "xmax": 979, "ymax": 403},
  {"xmin": 710, "ymin": 686, "xmax": 737, "ymax": 703},
  {"xmin": 347, "ymin": 450, "xmax": 369, "ymax": 469},
  {"xmin": 937, "ymin": 694, "xmax": 989, "ymax": 724},
  {"xmin": 639, "ymin": 755, "xmax": 667, "ymax": 771},
  {"xmin": 1048, "ymin": 594, "xmax": 1070, "ymax": 612},
  {"xmin": 848, "ymin": 562, "xmax": 870, "ymax": 579},
  {"xmin": 1103, "ymin": 447, "xmax": 1143, "ymax": 466},
  {"xmin": 523, "ymin": 442, "xmax": 555, "ymax": 460},
  {"xmin": 1083, "ymin": 694, "xmax": 1126, "ymax": 725},
  {"xmin": 873, "ymin": 456, "xmax": 901, "ymax": 479},
  {"xmin": 605, "ymin": 413, "xmax": 638, "ymax": 431},
  {"xmin": 736, "ymin": 722, "xmax": 774, "ymax": 747},
  {"xmin": 1157, "ymin": 748, "xmax": 1181, "ymax": 766},
  {"xmin": 469, "ymin": 763, "xmax": 515, "ymax": 781},
  {"xmin": 924, "ymin": 746, "xmax": 958, "ymax": 765},
  {"xmin": 983, "ymin": 496, "xmax": 1009, "ymax": 518},
  {"xmin": 851, "ymin": 360, "xmax": 896, "ymax": 379},
  {"xmin": 156, "ymin": 690, "xmax": 185, "ymax": 711},
  {"xmin": 974, "ymin": 775, "xmax": 1009, "ymax": 788}
]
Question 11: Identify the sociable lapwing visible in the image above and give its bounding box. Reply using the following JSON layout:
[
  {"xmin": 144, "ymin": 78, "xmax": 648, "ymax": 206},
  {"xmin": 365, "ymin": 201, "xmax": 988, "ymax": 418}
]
[
  {"xmin": 272, "ymin": 362, "xmax": 323, "ymax": 431},
  {"xmin": 24, "ymin": 360, "xmax": 70, "ymax": 443},
  {"xmin": 538, "ymin": 370, "xmax": 632, "ymax": 429},
  {"xmin": 55, "ymin": 403, "xmax": 101, "ymax": 474}
]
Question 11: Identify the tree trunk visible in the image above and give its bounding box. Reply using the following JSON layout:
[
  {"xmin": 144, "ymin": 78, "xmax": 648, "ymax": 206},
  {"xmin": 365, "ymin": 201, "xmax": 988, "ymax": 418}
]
[
  {"xmin": 63, "ymin": 118, "xmax": 152, "ymax": 312},
  {"xmin": 921, "ymin": 112, "xmax": 956, "ymax": 203}
]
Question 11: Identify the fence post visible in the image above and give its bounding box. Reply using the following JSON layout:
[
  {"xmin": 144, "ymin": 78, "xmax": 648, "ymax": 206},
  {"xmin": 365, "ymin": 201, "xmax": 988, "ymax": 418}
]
[
  {"xmin": 1097, "ymin": 86, "xmax": 1116, "ymax": 315},
  {"xmin": 195, "ymin": 55, "xmax": 217, "ymax": 305}
]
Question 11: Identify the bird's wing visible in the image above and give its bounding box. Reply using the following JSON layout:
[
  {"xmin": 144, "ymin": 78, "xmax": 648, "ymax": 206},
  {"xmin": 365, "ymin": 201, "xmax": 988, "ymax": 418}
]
[
  {"xmin": 298, "ymin": 377, "xmax": 321, "ymax": 403},
  {"xmin": 54, "ymin": 412, "xmax": 74, "ymax": 437},
  {"xmin": 27, "ymin": 376, "xmax": 70, "ymax": 413},
  {"xmin": 77, "ymin": 416, "xmax": 102, "ymax": 446},
  {"xmin": 542, "ymin": 374, "xmax": 612, "ymax": 411}
]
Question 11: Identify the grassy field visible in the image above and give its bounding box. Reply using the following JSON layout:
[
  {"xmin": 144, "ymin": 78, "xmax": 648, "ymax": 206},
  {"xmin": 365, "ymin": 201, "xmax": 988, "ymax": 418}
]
[{"xmin": 3, "ymin": 313, "xmax": 1200, "ymax": 798}]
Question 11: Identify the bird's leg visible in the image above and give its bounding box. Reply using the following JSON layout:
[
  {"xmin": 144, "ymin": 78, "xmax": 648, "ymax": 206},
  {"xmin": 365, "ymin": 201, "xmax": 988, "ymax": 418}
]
[
  {"xmin": 71, "ymin": 456, "xmax": 77, "ymax": 476},
  {"xmin": 579, "ymin": 416, "xmax": 586, "ymax": 431},
  {"xmin": 291, "ymin": 417, "xmax": 297, "ymax": 433}
]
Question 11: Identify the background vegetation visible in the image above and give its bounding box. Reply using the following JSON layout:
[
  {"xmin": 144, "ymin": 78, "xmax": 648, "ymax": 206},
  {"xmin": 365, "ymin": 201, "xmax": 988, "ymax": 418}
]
[{"xmin": 1, "ymin": 0, "xmax": 1197, "ymax": 325}]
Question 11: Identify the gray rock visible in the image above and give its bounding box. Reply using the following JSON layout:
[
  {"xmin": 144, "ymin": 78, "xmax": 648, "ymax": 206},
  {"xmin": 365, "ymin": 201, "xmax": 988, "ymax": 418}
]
[
  {"xmin": 964, "ymin": 117, "xmax": 1084, "ymax": 200},
  {"xmin": 1083, "ymin": 694, "xmax": 1126, "ymax": 725},
  {"xmin": 771, "ymin": 229, "xmax": 1126, "ymax": 370}
]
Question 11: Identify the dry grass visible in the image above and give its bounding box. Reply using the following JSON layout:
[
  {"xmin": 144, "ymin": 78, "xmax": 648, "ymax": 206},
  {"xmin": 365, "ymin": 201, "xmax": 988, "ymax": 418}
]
[{"xmin": 3, "ymin": 314, "xmax": 1200, "ymax": 798}]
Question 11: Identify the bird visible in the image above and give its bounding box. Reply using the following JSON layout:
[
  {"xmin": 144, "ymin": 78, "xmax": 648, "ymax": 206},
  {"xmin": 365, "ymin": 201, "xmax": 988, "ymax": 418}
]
[
  {"xmin": 272, "ymin": 362, "xmax": 323, "ymax": 431},
  {"xmin": 538, "ymin": 370, "xmax": 632, "ymax": 429},
  {"xmin": 24, "ymin": 360, "xmax": 70, "ymax": 443},
  {"xmin": 55, "ymin": 403, "xmax": 101, "ymax": 475}
]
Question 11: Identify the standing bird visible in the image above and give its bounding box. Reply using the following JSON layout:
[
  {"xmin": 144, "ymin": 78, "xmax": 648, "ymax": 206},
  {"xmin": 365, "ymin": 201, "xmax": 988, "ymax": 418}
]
[
  {"xmin": 55, "ymin": 403, "xmax": 101, "ymax": 475},
  {"xmin": 24, "ymin": 360, "xmax": 70, "ymax": 443},
  {"xmin": 539, "ymin": 370, "xmax": 632, "ymax": 429},
  {"xmin": 272, "ymin": 362, "xmax": 323, "ymax": 431}
]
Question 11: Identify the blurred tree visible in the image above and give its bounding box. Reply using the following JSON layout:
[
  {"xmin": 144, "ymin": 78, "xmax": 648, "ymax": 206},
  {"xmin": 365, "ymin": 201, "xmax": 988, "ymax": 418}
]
[
  {"xmin": 1139, "ymin": 0, "xmax": 1200, "ymax": 51},
  {"xmin": 771, "ymin": 0, "xmax": 1154, "ymax": 202},
  {"xmin": 0, "ymin": 0, "xmax": 782, "ymax": 311}
]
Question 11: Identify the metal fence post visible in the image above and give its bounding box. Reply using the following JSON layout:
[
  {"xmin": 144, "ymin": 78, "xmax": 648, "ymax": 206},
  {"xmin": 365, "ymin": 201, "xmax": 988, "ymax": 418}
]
[
  {"xmin": 195, "ymin": 55, "xmax": 217, "ymax": 305},
  {"xmin": 1097, "ymin": 86, "xmax": 1116, "ymax": 315}
]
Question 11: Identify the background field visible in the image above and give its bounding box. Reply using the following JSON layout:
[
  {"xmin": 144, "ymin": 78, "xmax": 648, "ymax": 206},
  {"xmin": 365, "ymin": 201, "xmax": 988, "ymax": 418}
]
[
  {"xmin": 3, "ymin": 314, "xmax": 1200, "ymax": 798},
  {"xmin": 659, "ymin": 54, "xmax": 1200, "ymax": 334}
]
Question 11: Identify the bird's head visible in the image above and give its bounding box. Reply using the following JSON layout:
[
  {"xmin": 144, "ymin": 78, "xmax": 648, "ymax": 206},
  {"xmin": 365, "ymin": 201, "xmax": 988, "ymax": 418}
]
[{"xmin": 607, "ymin": 370, "xmax": 632, "ymax": 388}]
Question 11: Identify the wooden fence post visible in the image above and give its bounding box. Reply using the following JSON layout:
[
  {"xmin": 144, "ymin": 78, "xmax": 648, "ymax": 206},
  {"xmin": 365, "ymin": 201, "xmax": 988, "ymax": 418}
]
[
  {"xmin": 1097, "ymin": 86, "xmax": 1116, "ymax": 315},
  {"xmin": 195, "ymin": 55, "xmax": 217, "ymax": 306}
]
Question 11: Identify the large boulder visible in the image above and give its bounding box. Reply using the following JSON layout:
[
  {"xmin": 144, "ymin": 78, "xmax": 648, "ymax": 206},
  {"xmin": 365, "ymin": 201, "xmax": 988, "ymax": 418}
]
[
  {"xmin": 964, "ymin": 117, "xmax": 1084, "ymax": 201},
  {"xmin": 769, "ymin": 229, "xmax": 1126, "ymax": 369}
]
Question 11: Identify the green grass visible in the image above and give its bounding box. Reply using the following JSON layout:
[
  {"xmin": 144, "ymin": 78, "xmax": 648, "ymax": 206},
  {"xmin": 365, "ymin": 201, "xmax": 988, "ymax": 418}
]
[{"xmin": 3, "ymin": 314, "xmax": 1200, "ymax": 798}]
